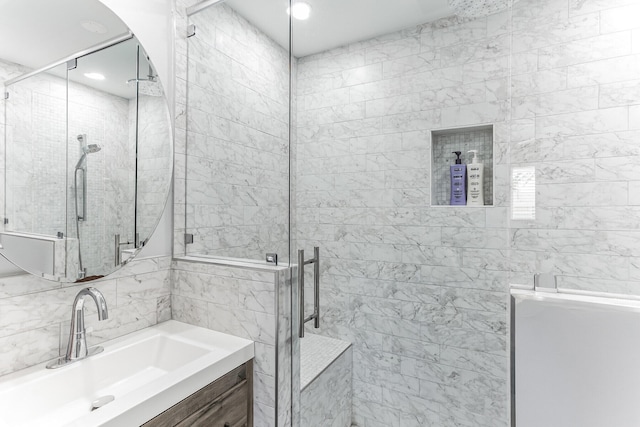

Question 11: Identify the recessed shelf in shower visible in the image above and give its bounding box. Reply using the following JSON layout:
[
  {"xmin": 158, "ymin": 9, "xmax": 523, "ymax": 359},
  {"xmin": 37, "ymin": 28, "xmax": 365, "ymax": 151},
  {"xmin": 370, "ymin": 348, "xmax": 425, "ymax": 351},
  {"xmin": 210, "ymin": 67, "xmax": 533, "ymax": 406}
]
[{"xmin": 430, "ymin": 124, "xmax": 494, "ymax": 207}]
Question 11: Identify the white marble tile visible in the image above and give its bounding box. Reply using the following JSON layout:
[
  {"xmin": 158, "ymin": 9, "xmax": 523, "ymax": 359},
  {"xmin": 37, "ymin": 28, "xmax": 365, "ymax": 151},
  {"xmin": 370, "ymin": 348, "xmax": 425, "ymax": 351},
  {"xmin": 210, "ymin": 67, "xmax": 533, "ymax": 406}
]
[
  {"xmin": 600, "ymin": 79, "xmax": 640, "ymax": 108},
  {"xmin": 535, "ymin": 107, "xmax": 628, "ymax": 138},
  {"xmin": 512, "ymin": 12, "xmax": 599, "ymax": 53},
  {"xmin": 569, "ymin": 0, "xmax": 639, "ymax": 16},
  {"xmin": 539, "ymin": 31, "xmax": 631, "ymax": 69},
  {"xmin": 0, "ymin": 326, "xmax": 60, "ymax": 376},
  {"xmin": 568, "ymin": 54, "xmax": 640, "ymax": 87},
  {"xmin": 462, "ymin": 56, "xmax": 510, "ymax": 84},
  {"xmin": 300, "ymin": 345, "xmax": 352, "ymax": 427},
  {"xmin": 441, "ymin": 101, "xmax": 508, "ymax": 128},
  {"xmin": 365, "ymin": 37, "xmax": 421, "ymax": 64},
  {"xmin": 171, "ymin": 294, "xmax": 208, "ymax": 328},
  {"xmin": 512, "ymin": 85, "xmax": 599, "ymax": 119},
  {"xmin": 600, "ymin": 3, "xmax": 640, "ymax": 33},
  {"xmin": 440, "ymin": 34, "xmax": 510, "ymax": 67}
]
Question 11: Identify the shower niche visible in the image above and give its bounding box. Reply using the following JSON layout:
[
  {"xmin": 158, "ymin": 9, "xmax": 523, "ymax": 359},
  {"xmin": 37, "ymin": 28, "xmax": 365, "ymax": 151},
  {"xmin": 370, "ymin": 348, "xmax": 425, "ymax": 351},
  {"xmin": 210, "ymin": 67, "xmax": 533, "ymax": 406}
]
[
  {"xmin": 430, "ymin": 125, "xmax": 494, "ymax": 207},
  {"xmin": 1, "ymin": 35, "xmax": 173, "ymax": 281}
]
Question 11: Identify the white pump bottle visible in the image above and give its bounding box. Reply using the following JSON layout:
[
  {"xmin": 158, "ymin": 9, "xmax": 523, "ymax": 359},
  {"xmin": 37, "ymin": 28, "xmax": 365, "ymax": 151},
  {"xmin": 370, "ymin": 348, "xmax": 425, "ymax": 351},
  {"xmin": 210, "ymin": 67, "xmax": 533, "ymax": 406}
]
[{"xmin": 467, "ymin": 150, "xmax": 484, "ymax": 206}]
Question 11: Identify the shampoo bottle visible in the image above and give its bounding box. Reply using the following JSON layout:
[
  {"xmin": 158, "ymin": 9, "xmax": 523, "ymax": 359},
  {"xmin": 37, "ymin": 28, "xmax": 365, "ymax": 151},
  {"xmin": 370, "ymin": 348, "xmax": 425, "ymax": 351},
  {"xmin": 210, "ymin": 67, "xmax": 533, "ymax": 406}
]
[
  {"xmin": 450, "ymin": 151, "xmax": 466, "ymax": 205},
  {"xmin": 466, "ymin": 150, "xmax": 484, "ymax": 206}
]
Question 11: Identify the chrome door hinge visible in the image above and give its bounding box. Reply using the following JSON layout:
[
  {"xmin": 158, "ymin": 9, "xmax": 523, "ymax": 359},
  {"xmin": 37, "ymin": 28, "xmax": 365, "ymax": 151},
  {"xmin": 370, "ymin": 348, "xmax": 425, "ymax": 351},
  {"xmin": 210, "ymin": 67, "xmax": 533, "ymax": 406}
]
[
  {"xmin": 184, "ymin": 233, "xmax": 194, "ymax": 244},
  {"xmin": 3, "ymin": 92, "xmax": 8, "ymax": 100}
]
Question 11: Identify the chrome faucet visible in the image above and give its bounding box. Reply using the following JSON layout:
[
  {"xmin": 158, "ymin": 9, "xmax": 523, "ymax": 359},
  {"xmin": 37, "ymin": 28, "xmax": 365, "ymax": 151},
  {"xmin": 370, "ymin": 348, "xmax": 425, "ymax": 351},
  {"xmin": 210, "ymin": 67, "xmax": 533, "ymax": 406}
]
[{"xmin": 47, "ymin": 287, "xmax": 109, "ymax": 369}]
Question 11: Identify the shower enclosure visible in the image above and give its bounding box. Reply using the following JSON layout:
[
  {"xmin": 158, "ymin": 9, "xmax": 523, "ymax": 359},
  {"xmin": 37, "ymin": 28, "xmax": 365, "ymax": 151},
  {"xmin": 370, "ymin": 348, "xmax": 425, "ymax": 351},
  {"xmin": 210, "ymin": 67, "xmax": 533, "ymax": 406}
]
[{"xmin": 177, "ymin": 0, "xmax": 640, "ymax": 425}]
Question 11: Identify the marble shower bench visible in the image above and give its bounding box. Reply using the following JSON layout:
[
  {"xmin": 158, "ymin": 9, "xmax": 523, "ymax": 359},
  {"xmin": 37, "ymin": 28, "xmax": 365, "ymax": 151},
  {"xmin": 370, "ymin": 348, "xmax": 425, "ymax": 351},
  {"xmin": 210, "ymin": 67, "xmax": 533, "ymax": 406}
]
[{"xmin": 300, "ymin": 334, "xmax": 352, "ymax": 427}]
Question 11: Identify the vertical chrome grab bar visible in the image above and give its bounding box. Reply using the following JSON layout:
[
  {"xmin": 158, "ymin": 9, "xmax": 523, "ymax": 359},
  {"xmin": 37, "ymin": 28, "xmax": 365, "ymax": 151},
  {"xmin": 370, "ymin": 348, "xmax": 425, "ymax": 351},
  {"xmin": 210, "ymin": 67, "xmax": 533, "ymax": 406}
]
[
  {"xmin": 114, "ymin": 234, "xmax": 121, "ymax": 267},
  {"xmin": 313, "ymin": 246, "xmax": 320, "ymax": 329},
  {"xmin": 298, "ymin": 246, "xmax": 320, "ymax": 338},
  {"xmin": 75, "ymin": 168, "xmax": 86, "ymax": 222},
  {"xmin": 298, "ymin": 250, "xmax": 305, "ymax": 338}
]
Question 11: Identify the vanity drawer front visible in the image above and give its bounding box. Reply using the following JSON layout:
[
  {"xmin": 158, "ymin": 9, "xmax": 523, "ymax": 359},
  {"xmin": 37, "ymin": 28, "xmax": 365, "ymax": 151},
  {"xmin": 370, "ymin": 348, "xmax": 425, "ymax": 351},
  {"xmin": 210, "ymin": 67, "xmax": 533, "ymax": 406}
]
[
  {"xmin": 143, "ymin": 361, "xmax": 252, "ymax": 427},
  {"xmin": 177, "ymin": 380, "xmax": 248, "ymax": 427}
]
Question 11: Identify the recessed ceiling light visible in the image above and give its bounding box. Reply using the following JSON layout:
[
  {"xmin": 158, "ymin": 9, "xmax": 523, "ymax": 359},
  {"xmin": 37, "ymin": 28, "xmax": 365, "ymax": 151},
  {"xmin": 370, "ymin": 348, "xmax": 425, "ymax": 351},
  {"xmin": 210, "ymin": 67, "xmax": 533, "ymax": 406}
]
[
  {"xmin": 287, "ymin": 2, "xmax": 311, "ymax": 20},
  {"xmin": 80, "ymin": 20, "xmax": 108, "ymax": 34},
  {"xmin": 84, "ymin": 72, "xmax": 105, "ymax": 81}
]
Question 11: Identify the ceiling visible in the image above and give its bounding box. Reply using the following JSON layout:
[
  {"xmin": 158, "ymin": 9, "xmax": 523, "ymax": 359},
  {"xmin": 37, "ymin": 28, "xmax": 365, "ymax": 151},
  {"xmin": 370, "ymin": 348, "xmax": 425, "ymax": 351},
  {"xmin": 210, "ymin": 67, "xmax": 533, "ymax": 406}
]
[
  {"xmin": 226, "ymin": 0, "xmax": 455, "ymax": 58},
  {"xmin": 0, "ymin": 0, "xmax": 136, "ymax": 98},
  {"xmin": 0, "ymin": 0, "xmax": 456, "ymax": 94}
]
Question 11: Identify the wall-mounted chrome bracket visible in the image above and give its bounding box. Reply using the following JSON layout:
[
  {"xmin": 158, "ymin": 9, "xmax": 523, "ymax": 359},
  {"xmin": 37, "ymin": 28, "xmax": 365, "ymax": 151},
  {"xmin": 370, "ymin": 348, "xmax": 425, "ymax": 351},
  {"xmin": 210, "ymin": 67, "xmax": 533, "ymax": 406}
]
[
  {"xmin": 266, "ymin": 253, "xmax": 278, "ymax": 265},
  {"xmin": 67, "ymin": 58, "xmax": 77, "ymax": 71},
  {"xmin": 3, "ymin": 92, "xmax": 8, "ymax": 100},
  {"xmin": 57, "ymin": 232, "xmax": 64, "ymax": 239},
  {"xmin": 184, "ymin": 233, "xmax": 194, "ymax": 245},
  {"xmin": 534, "ymin": 273, "xmax": 557, "ymax": 293},
  {"xmin": 187, "ymin": 24, "xmax": 196, "ymax": 38}
]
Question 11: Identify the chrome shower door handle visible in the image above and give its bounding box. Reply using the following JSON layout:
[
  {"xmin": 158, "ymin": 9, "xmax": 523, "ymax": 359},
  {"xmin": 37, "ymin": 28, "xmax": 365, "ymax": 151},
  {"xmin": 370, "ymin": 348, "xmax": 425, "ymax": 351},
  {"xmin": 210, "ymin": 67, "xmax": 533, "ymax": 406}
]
[
  {"xmin": 313, "ymin": 246, "xmax": 320, "ymax": 329},
  {"xmin": 298, "ymin": 246, "xmax": 320, "ymax": 338},
  {"xmin": 114, "ymin": 234, "xmax": 121, "ymax": 267}
]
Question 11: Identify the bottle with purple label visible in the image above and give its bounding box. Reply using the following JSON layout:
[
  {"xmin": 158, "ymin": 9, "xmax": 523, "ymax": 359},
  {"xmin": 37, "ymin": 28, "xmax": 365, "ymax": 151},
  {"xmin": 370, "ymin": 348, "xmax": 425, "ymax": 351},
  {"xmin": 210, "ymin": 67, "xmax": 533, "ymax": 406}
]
[{"xmin": 450, "ymin": 151, "xmax": 466, "ymax": 205}]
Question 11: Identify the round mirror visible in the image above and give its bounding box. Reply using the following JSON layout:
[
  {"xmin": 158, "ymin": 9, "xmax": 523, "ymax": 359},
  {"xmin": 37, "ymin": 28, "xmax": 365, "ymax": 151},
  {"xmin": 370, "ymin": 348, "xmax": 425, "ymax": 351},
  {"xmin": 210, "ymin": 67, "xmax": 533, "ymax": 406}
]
[{"xmin": 0, "ymin": 0, "xmax": 173, "ymax": 282}]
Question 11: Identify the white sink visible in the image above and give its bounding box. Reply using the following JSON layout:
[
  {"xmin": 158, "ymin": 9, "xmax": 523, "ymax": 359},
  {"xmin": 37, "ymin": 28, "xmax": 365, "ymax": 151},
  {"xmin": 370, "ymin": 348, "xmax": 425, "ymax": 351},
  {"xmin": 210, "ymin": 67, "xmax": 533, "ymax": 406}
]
[{"xmin": 0, "ymin": 321, "xmax": 254, "ymax": 427}]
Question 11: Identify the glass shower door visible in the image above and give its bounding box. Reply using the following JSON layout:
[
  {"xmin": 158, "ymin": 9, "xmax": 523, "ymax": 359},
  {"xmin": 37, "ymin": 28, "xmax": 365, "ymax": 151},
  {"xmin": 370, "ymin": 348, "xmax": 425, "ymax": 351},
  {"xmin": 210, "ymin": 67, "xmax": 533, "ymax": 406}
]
[{"xmin": 3, "ymin": 63, "xmax": 68, "ymax": 278}]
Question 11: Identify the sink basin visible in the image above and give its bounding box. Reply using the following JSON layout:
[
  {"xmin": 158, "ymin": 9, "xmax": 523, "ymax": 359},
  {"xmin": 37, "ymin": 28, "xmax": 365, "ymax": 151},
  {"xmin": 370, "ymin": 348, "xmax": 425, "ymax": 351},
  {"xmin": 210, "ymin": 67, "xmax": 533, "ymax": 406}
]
[{"xmin": 0, "ymin": 321, "xmax": 254, "ymax": 427}]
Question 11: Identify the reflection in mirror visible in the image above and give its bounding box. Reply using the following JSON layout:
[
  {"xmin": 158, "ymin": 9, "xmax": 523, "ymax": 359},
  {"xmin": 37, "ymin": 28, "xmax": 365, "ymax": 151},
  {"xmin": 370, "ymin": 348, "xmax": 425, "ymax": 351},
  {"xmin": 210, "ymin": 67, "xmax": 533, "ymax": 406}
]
[
  {"xmin": 1, "ymin": 20, "xmax": 172, "ymax": 282},
  {"xmin": 136, "ymin": 51, "xmax": 172, "ymax": 248},
  {"xmin": 184, "ymin": 0, "xmax": 291, "ymax": 264},
  {"xmin": 66, "ymin": 38, "xmax": 139, "ymax": 279},
  {"xmin": 3, "ymin": 63, "xmax": 70, "ymax": 278}
]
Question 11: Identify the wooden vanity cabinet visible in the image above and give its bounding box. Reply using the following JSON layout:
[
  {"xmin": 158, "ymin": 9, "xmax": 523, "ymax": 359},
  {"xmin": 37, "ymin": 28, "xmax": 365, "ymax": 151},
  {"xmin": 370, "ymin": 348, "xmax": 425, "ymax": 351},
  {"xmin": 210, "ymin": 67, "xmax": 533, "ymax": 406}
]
[{"xmin": 143, "ymin": 360, "xmax": 253, "ymax": 427}]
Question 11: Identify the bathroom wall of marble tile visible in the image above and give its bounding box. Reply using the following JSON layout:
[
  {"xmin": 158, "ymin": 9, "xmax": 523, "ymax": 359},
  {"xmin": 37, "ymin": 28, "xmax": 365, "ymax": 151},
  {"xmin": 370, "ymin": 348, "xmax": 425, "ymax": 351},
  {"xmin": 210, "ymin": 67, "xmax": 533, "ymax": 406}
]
[
  {"xmin": 171, "ymin": 259, "xmax": 294, "ymax": 427},
  {"xmin": 178, "ymin": 2, "xmax": 291, "ymax": 262},
  {"xmin": 0, "ymin": 255, "xmax": 172, "ymax": 377},
  {"xmin": 296, "ymin": 9, "xmax": 511, "ymax": 427},
  {"xmin": 296, "ymin": 0, "xmax": 640, "ymax": 425}
]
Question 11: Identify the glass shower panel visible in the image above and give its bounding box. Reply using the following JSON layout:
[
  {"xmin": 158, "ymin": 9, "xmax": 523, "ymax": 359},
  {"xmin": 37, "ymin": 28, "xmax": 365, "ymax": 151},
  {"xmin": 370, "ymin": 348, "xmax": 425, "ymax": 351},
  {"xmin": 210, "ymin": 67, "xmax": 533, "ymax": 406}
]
[
  {"xmin": 184, "ymin": 0, "xmax": 291, "ymax": 264},
  {"xmin": 507, "ymin": 0, "xmax": 640, "ymax": 295},
  {"xmin": 507, "ymin": 1, "xmax": 640, "ymax": 425},
  {"xmin": 4, "ymin": 64, "xmax": 68, "ymax": 238},
  {"xmin": 291, "ymin": 1, "xmax": 514, "ymax": 426},
  {"xmin": 67, "ymin": 39, "xmax": 137, "ymax": 278},
  {"xmin": 3, "ymin": 63, "xmax": 69, "ymax": 277}
]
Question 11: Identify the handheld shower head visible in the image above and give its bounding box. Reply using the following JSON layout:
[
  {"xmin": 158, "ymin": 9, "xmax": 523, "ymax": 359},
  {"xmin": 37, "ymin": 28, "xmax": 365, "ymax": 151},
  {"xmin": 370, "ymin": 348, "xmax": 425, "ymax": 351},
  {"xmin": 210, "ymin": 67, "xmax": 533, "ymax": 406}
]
[
  {"xmin": 75, "ymin": 144, "xmax": 101, "ymax": 170},
  {"xmin": 82, "ymin": 144, "xmax": 102, "ymax": 154}
]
